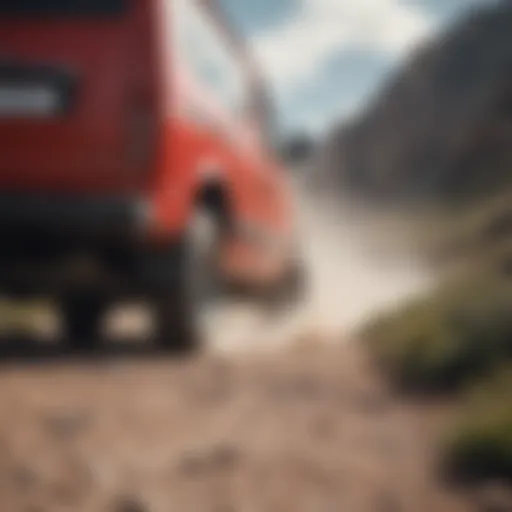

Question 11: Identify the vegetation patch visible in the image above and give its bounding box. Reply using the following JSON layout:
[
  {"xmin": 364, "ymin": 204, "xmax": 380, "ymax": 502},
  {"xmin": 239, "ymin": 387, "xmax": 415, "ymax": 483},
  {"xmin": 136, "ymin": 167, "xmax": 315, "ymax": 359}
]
[
  {"xmin": 444, "ymin": 368, "xmax": 512, "ymax": 482},
  {"xmin": 361, "ymin": 275, "xmax": 512, "ymax": 393}
]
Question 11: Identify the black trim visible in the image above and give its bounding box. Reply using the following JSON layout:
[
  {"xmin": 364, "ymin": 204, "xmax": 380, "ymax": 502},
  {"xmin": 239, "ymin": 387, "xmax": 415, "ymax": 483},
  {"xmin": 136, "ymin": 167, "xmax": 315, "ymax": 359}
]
[
  {"xmin": 0, "ymin": 0, "xmax": 129, "ymax": 18},
  {"xmin": 0, "ymin": 193, "xmax": 142, "ymax": 238}
]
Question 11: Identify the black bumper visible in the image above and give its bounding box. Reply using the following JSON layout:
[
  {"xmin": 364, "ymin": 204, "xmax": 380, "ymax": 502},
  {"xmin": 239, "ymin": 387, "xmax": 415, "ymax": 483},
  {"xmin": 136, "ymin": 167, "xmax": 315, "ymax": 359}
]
[
  {"xmin": 0, "ymin": 193, "xmax": 144, "ymax": 239},
  {"xmin": 0, "ymin": 194, "xmax": 149, "ymax": 295}
]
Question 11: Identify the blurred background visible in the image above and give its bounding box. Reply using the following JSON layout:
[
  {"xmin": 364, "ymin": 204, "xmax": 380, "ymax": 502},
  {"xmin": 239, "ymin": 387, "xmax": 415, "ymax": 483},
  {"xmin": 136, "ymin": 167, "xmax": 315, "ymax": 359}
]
[{"xmin": 0, "ymin": 0, "xmax": 511, "ymax": 510}]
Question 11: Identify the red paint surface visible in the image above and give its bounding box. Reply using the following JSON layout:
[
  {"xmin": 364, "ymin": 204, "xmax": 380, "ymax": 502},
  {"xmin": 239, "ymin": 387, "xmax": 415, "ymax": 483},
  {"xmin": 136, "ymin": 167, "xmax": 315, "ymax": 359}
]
[{"xmin": 0, "ymin": 0, "xmax": 294, "ymax": 281}]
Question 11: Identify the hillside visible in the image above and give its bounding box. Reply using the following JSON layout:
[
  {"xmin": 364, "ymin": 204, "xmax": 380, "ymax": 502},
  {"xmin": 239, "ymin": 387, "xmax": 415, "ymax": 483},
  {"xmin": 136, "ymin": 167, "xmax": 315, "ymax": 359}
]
[{"xmin": 323, "ymin": 0, "xmax": 512, "ymax": 205}]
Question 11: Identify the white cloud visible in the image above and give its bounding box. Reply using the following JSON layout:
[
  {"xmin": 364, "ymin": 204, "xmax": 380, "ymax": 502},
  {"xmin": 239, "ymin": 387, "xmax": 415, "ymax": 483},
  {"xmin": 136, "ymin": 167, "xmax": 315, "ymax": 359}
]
[{"xmin": 251, "ymin": 0, "xmax": 434, "ymax": 97}]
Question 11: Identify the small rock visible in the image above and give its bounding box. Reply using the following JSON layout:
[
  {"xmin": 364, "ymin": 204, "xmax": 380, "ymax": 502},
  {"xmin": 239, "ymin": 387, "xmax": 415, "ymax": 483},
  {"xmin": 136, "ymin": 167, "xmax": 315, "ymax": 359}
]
[
  {"xmin": 309, "ymin": 414, "xmax": 336, "ymax": 441},
  {"xmin": 42, "ymin": 409, "xmax": 92, "ymax": 441},
  {"xmin": 177, "ymin": 451, "xmax": 205, "ymax": 477},
  {"xmin": 23, "ymin": 506, "xmax": 46, "ymax": 512},
  {"xmin": 376, "ymin": 491, "xmax": 402, "ymax": 512},
  {"xmin": 113, "ymin": 496, "xmax": 150, "ymax": 512},
  {"xmin": 352, "ymin": 390, "xmax": 390, "ymax": 415},
  {"xmin": 209, "ymin": 444, "xmax": 240, "ymax": 470},
  {"xmin": 48, "ymin": 456, "xmax": 94, "ymax": 506},
  {"xmin": 51, "ymin": 480, "xmax": 81, "ymax": 507},
  {"xmin": 11, "ymin": 464, "xmax": 38, "ymax": 490},
  {"xmin": 268, "ymin": 374, "xmax": 326, "ymax": 402},
  {"xmin": 376, "ymin": 435, "xmax": 402, "ymax": 458},
  {"xmin": 178, "ymin": 444, "xmax": 241, "ymax": 477},
  {"xmin": 291, "ymin": 374, "xmax": 324, "ymax": 400}
]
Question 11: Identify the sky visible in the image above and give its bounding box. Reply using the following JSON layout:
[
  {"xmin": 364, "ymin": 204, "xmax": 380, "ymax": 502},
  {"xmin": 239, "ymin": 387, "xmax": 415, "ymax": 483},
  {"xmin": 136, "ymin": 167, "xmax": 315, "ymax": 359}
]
[{"xmin": 220, "ymin": 0, "xmax": 493, "ymax": 136}]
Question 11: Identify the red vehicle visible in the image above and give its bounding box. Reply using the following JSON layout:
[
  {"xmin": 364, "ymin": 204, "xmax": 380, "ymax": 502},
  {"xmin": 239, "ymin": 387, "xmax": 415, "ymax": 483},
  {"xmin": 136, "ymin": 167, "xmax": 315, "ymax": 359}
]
[{"xmin": 0, "ymin": 0, "xmax": 300, "ymax": 350}]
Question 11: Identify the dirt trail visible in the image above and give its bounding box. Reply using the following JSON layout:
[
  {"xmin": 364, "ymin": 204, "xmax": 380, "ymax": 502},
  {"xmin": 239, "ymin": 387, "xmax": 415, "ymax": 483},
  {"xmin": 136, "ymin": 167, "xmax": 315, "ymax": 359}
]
[
  {"xmin": 0, "ymin": 343, "xmax": 473, "ymax": 512},
  {"xmin": 0, "ymin": 180, "xmax": 475, "ymax": 512}
]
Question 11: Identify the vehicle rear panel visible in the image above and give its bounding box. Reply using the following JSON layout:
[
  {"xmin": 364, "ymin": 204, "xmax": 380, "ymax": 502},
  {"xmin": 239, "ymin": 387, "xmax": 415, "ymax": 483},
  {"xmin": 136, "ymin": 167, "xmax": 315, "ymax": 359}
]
[{"xmin": 0, "ymin": 0, "xmax": 159, "ymax": 194}]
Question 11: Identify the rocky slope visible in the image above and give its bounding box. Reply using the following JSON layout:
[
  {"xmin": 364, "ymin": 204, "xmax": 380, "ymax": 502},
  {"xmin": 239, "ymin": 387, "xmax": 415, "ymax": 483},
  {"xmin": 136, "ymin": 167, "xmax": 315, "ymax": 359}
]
[{"xmin": 323, "ymin": 0, "xmax": 512, "ymax": 205}]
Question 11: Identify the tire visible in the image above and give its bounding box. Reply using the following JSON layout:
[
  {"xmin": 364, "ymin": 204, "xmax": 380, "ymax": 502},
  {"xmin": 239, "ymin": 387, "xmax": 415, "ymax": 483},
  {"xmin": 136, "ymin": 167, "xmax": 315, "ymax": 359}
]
[
  {"xmin": 154, "ymin": 297, "xmax": 198, "ymax": 354},
  {"xmin": 149, "ymin": 210, "xmax": 220, "ymax": 354},
  {"xmin": 151, "ymin": 243, "xmax": 199, "ymax": 354},
  {"xmin": 60, "ymin": 293, "xmax": 106, "ymax": 350}
]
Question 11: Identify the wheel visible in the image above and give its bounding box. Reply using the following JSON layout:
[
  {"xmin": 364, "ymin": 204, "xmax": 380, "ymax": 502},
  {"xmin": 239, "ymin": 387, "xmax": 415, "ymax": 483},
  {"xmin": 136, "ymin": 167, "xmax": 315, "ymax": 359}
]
[
  {"xmin": 60, "ymin": 293, "xmax": 106, "ymax": 350},
  {"xmin": 154, "ymin": 292, "xmax": 199, "ymax": 354},
  {"xmin": 149, "ymin": 210, "xmax": 221, "ymax": 354},
  {"xmin": 150, "ymin": 243, "xmax": 199, "ymax": 354}
]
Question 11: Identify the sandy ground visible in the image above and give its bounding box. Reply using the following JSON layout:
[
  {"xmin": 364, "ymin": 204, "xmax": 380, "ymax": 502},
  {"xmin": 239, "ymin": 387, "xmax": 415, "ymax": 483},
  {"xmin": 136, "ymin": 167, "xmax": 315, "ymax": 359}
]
[
  {"xmin": 0, "ymin": 179, "xmax": 489, "ymax": 512},
  {"xmin": 0, "ymin": 342, "xmax": 478, "ymax": 512}
]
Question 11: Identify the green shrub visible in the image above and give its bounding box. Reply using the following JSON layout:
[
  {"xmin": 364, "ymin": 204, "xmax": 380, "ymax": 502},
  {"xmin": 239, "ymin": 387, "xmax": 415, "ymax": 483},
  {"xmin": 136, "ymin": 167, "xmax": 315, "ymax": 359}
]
[
  {"xmin": 444, "ymin": 369, "xmax": 512, "ymax": 482},
  {"xmin": 361, "ymin": 276, "xmax": 512, "ymax": 392}
]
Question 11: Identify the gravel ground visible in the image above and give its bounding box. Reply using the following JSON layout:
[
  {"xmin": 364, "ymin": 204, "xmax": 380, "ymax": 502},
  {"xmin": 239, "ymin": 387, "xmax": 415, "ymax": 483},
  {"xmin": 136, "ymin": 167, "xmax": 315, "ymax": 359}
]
[{"xmin": 0, "ymin": 340, "xmax": 479, "ymax": 512}]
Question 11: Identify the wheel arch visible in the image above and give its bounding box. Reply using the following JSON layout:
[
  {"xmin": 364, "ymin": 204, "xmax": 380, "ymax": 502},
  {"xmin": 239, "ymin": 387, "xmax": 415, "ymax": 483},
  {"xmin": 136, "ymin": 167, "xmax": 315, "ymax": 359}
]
[{"xmin": 194, "ymin": 179, "xmax": 234, "ymax": 232}]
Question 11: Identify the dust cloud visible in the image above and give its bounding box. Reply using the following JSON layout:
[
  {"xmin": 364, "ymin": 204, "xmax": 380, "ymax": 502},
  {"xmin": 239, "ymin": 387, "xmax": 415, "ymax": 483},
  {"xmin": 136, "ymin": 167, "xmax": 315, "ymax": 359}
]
[
  {"xmin": 299, "ymin": 180, "xmax": 434, "ymax": 336},
  {"xmin": 205, "ymin": 173, "xmax": 435, "ymax": 354}
]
